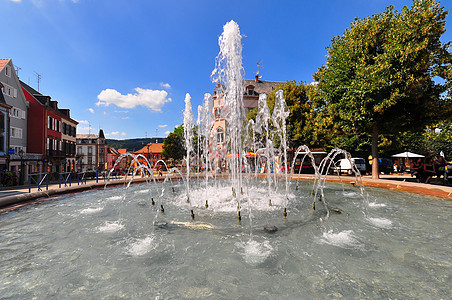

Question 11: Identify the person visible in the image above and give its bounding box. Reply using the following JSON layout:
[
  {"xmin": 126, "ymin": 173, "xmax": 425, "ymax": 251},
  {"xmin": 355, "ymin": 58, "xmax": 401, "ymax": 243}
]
[
  {"xmin": 423, "ymin": 157, "xmax": 436, "ymax": 184},
  {"xmin": 434, "ymin": 156, "xmax": 446, "ymax": 184},
  {"xmin": 411, "ymin": 158, "xmax": 424, "ymax": 183}
]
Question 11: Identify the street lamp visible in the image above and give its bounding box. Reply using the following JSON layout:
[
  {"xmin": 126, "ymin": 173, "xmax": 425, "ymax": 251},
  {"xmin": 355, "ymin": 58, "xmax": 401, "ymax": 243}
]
[{"xmin": 19, "ymin": 149, "xmax": 24, "ymax": 185}]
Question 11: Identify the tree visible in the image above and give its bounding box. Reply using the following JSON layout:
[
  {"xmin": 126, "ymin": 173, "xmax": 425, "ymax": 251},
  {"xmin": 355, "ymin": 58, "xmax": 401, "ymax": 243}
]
[
  {"xmin": 314, "ymin": 0, "xmax": 451, "ymax": 178},
  {"xmin": 162, "ymin": 126, "xmax": 185, "ymax": 162}
]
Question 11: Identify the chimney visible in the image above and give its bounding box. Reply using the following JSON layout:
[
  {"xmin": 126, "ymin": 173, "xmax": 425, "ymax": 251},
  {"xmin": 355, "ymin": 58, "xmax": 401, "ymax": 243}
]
[{"xmin": 255, "ymin": 75, "xmax": 259, "ymax": 82}]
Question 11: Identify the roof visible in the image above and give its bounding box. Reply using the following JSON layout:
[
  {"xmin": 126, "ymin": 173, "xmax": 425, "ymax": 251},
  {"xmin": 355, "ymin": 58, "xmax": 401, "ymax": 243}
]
[
  {"xmin": 77, "ymin": 134, "xmax": 98, "ymax": 139},
  {"xmin": 135, "ymin": 143, "xmax": 164, "ymax": 154},
  {"xmin": 0, "ymin": 59, "xmax": 10, "ymax": 72},
  {"xmin": 243, "ymin": 79, "xmax": 283, "ymax": 95},
  {"xmin": 108, "ymin": 147, "xmax": 120, "ymax": 155},
  {"xmin": 98, "ymin": 129, "xmax": 105, "ymax": 139},
  {"xmin": 118, "ymin": 149, "xmax": 128, "ymax": 154}
]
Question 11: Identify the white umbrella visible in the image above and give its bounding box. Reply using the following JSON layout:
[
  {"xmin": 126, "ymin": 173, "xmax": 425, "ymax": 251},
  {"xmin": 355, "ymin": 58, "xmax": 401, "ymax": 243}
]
[{"xmin": 391, "ymin": 152, "xmax": 425, "ymax": 158}]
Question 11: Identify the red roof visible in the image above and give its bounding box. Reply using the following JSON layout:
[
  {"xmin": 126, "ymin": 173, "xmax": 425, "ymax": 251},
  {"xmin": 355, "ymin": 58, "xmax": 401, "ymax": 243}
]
[
  {"xmin": 118, "ymin": 149, "xmax": 128, "ymax": 154},
  {"xmin": 0, "ymin": 59, "xmax": 10, "ymax": 72},
  {"xmin": 134, "ymin": 143, "xmax": 163, "ymax": 154}
]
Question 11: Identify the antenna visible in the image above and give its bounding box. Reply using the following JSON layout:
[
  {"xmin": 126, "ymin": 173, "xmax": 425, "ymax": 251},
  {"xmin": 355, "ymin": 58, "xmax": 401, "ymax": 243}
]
[
  {"xmin": 15, "ymin": 66, "xmax": 21, "ymax": 77},
  {"xmin": 156, "ymin": 128, "xmax": 158, "ymax": 138},
  {"xmin": 34, "ymin": 71, "xmax": 42, "ymax": 91},
  {"xmin": 88, "ymin": 121, "xmax": 92, "ymax": 135}
]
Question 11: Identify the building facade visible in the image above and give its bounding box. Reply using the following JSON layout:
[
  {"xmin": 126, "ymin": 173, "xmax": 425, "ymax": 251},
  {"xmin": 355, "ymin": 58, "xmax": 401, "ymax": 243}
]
[
  {"xmin": 0, "ymin": 59, "xmax": 30, "ymax": 182},
  {"xmin": 21, "ymin": 81, "xmax": 78, "ymax": 174},
  {"xmin": 212, "ymin": 75, "xmax": 282, "ymax": 147},
  {"xmin": 76, "ymin": 129, "xmax": 107, "ymax": 172}
]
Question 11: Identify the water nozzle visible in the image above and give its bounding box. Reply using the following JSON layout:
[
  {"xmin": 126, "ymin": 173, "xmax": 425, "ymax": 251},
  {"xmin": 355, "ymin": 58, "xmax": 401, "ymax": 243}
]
[
  {"xmin": 312, "ymin": 201, "xmax": 315, "ymax": 210},
  {"xmin": 240, "ymin": 187, "xmax": 244, "ymax": 195},
  {"xmin": 283, "ymin": 208, "xmax": 287, "ymax": 218},
  {"xmin": 237, "ymin": 211, "xmax": 241, "ymax": 221},
  {"xmin": 295, "ymin": 185, "xmax": 298, "ymax": 191},
  {"xmin": 172, "ymin": 187, "xmax": 175, "ymax": 193},
  {"xmin": 318, "ymin": 194, "xmax": 322, "ymax": 202},
  {"xmin": 269, "ymin": 199, "xmax": 272, "ymax": 206},
  {"xmin": 190, "ymin": 210, "xmax": 195, "ymax": 221},
  {"xmin": 186, "ymin": 196, "xmax": 190, "ymax": 204},
  {"xmin": 160, "ymin": 205, "xmax": 165, "ymax": 213},
  {"xmin": 232, "ymin": 187, "xmax": 236, "ymax": 198},
  {"xmin": 151, "ymin": 198, "xmax": 155, "ymax": 206},
  {"xmin": 205, "ymin": 200, "xmax": 209, "ymax": 208}
]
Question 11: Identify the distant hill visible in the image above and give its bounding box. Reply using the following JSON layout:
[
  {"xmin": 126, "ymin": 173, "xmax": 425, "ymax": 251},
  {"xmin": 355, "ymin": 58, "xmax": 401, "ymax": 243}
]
[{"xmin": 106, "ymin": 137, "xmax": 164, "ymax": 152}]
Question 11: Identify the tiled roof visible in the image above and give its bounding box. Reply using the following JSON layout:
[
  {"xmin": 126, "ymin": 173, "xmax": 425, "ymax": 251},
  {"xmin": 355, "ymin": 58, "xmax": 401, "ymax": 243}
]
[
  {"xmin": 0, "ymin": 59, "xmax": 10, "ymax": 72},
  {"xmin": 77, "ymin": 134, "xmax": 98, "ymax": 139},
  {"xmin": 135, "ymin": 143, "xmax": 164, "ymax": 154},
  {"xmin": 118, "ymin": 149, "xmax": 128, "ymax": 154},
  {"xmin": 243, "ymin": 79, "xmax": 283, "ymax": 95}
]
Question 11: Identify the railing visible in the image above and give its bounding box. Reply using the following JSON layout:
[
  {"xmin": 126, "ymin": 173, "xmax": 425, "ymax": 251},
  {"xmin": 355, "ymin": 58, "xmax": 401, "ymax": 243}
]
[
  {"xmin": 59, "ymin": 172, "xmax": 72, "ymax": 188},
  {"xmin": 28, "ymin": 172, "xmax": 49, "ymax": 193}
]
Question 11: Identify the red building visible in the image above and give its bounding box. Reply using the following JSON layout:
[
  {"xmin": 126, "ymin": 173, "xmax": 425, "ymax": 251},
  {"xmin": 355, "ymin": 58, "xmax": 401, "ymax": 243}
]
[
  {"xmin": 21, "ymin": 81, "xmax": 78, "ymax": 173},
  {"xmin": 106, "ymin": 147, "xmax": 120, "ymax": 172}
]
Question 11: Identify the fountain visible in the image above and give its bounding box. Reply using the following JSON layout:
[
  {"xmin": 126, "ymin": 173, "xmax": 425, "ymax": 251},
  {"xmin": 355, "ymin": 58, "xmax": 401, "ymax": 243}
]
[{"xmin": 0, "ymin": 20, "xmax": 450, "ymax": 299}]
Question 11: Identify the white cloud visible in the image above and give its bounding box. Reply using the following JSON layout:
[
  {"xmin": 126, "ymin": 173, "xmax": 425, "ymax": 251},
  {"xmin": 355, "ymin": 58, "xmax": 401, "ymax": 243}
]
[
  {"xmin": 77, "ymin": 120, "xmax": 89, "ymax": 125},
  {"xmin": 114, "ymin": 110, "xmax": 129, "ymax": 113},
  {"xmin": 121, "ymin": 132, "xmax": 127, "ymax": 136},
  {"xmin": 96, "ymin": 88, "xmax": 172, "ymax": 112},
  {"xmin": 9, "ymin": 0, "xmax": 21, "ymax": 2},
  {"xmin": 158, "ymin": 124, "xmax": 168, "ymax": 128},
  {"xmin": 88, "ymin": 108, "xmax": 94, "ymax": 114},
  {"xmin": 77, "ymin": 126, "xmax": 91, "ymax": 131},
  {"xmin": 103, "ymin": 111, "xmax": 107, "ymax": 115},
  {"xmin": 160, "ymin": 82, "xmax": 171, "ymax": 89},
  {"xmin": 121, "ymin": 117, "xmax": 129, "ymax": 120},
  {"xmin": 105, "ymin": 131, "xmax": 120, "ymax": 137},
  {"xmin": 165, "ymin": 130, "xmax": 171, "ymax": 135}
]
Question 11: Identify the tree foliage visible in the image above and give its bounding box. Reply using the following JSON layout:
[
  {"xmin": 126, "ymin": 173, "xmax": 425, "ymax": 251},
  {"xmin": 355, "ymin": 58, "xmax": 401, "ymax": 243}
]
[
  {"xmin": 313, "ymin": 0, "xmax": 451, "ymax": 175},
  {"xmin": 162, "ymin": 125, "xmax": 185, "ymax": 161}
]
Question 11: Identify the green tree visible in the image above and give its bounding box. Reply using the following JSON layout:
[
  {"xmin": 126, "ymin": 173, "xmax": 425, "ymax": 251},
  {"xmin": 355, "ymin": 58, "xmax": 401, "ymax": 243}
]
[
  {"xmin": 162, "ymin": 125, "xmax": 185, "ymax": 162},
  {"xmin": 314, "ymin": 0, "xmax": 451, "ymax": 178}
]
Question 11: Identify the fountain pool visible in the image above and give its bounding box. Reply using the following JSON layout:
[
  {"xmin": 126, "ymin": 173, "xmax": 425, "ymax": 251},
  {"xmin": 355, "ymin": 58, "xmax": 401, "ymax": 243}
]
[{"xmin": 0, "ymin": 181, "xmax": 451, "ymax": 299}]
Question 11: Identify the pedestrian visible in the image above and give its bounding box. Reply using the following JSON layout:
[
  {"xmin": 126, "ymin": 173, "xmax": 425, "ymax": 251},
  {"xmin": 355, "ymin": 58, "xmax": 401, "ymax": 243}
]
[{"xmin": 424, "ymin": 157, "xmax": 436, "ymax": 184}]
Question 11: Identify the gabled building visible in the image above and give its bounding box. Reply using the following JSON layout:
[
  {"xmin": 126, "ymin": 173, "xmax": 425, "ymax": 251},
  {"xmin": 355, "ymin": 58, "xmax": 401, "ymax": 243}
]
[
  {"xmin": 106, "ymin": 147, "xmax": 120, "ymax": 172},
  {"xmin": 212, "ymin": 75, "xmax": 282, "ymax": 147},
  {"xmin": 134, "ymin": 142, "xmax": 164, "ymax": 168},
  {"xmin": 1, "ymin": 59, "xmax": 31, "ymax": 182},
  {"xmin": 76, "ymin": 129, "xmax": 107, "ymax": 172},
  {"xmin": 21, "ymin": 81, "xmax": 78, "ymax": 173}
]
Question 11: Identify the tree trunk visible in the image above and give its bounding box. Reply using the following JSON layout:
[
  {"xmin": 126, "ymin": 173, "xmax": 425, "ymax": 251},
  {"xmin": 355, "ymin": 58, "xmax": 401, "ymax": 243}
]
[{"xmin": 372, "ymin": 123, "xmax": 379, "ymax": 179}]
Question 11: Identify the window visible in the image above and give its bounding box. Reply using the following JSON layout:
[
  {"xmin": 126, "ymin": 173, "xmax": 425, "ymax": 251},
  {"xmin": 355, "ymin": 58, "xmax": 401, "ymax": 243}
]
[
  {"xmin": 1, "ymin": 83, "xmax": 16, "ymax": 98},
  {"xmin": 77, "ymin": 146, "xmax": 82, "ymax": 155},
  {"xmin": 5, "ymin": 66, "xmax": 11, "ymax": 77},
  {"xmin": 216, "ymin": 127, "xmax": 224, "ymax": 144},
  {"xmin": 48, "ymin": 116, "xmax": 52, "ymax": 129},
  {"xmin": 10, "ymin": 127, "xmax": 22, "ymax": 139},
  {"xmin": 47, "ymin": 138, "xmax": 50, "ymax": 150},
  {"xmin": 88, "ymin": 146, "xmax": 93, "ymax": 155}
]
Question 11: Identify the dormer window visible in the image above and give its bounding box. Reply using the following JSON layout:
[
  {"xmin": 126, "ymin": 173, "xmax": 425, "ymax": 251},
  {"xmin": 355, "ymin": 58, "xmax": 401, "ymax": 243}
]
[{"xmin": 246, "ymin": 85, "xmax": 255, "ymax": 96}]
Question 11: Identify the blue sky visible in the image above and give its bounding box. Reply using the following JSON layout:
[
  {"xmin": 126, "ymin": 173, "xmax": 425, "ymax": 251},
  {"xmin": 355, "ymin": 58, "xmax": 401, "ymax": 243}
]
[{"xmin": 1, "ymin": 0, "xmax": 451, "ymax": 139}]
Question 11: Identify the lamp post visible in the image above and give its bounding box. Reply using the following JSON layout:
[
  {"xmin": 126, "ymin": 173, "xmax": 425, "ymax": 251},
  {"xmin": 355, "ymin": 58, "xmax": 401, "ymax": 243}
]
[{"xmin": 19, "ymin": 149, "xmax": 24, "ymax": 185}]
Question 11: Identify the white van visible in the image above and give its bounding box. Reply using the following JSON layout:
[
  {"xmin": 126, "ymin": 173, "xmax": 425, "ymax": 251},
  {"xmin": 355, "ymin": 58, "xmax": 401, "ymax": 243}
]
[{"xmin": 334, "ymin": 158, "xmax": 367, "ymax": 175}]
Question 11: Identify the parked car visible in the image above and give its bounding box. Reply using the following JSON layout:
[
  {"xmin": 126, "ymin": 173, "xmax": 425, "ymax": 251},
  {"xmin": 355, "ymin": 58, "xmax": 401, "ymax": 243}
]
[{"xmin": 331, "ymin": 158, "xmax": 367, "ymax": 175}]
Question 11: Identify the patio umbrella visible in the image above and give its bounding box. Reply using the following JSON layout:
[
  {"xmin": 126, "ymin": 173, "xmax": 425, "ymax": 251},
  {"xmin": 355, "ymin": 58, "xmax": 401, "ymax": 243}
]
[{"xmin": 391, "ymin": 152, "xmax": 425, "ymax": 158}]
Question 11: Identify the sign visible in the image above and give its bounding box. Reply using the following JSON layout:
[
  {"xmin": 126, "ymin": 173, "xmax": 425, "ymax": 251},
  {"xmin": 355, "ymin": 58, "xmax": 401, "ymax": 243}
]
[
  {"xmin": 8, "ymin": 149, "xmax": 14, "ymax": 155},
  {"xmin": 0, "ymin": 158, "xmax": 6, "ymax": 164}
]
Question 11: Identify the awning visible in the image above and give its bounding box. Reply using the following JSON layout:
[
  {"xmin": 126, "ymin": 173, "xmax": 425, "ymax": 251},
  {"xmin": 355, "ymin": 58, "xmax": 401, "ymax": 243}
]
[{"xmin": 391, "ymin": 152, "xmax": 425, "ymax": 158}]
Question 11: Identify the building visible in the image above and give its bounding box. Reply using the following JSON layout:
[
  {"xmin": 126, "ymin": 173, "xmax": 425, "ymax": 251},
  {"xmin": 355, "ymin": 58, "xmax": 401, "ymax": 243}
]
[
  {"xmin": 76, "ymin": 129, "xmax": 107, "ymax": 172},
  {"xmin": 0, "ymin": 59, "xmax": 31, "ymax": 183},
  {"xmin": 212, "ymin": 75, "xmax": 282, "ymax": 147},
  {"xmin": 0, "ymin": 83, "xmax": 11, "ymax": 171},
  {"xmin": 21, "ymin": 81, "xmax": 78, "ymax": 174},
  {"xmin": 134, "ymin": 142, "xmax": 164, "ymax": 168},
  {"xmin": 106, "ymin": 147, "xmax": 120, "ymax": 172}
]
